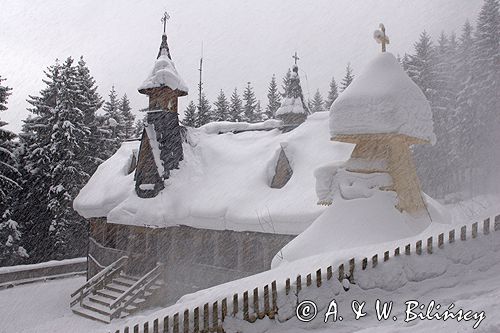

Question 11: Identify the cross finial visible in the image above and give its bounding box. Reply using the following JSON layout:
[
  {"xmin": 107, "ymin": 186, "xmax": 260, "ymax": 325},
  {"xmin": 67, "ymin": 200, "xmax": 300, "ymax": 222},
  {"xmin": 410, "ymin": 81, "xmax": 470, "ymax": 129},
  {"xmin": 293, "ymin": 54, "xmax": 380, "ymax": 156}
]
[
  {"xmin": 373, "ymin": 23, "xmax": 390, "ymax": 52},
  {"xmin": 292, "ymin": 51, "xmax": 300, "ymax": 65},
  {"xmin": 161, "ymin": 11, "xmax": 170, "ymax": 34}
]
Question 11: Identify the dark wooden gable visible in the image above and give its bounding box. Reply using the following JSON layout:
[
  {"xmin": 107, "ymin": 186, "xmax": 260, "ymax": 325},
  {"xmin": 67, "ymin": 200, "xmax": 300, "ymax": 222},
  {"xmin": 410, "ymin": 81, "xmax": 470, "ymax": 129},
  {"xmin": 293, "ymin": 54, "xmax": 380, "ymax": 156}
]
[{"xmin": 134, "ymin": 128, "xmax": 164, "ymax": 198}]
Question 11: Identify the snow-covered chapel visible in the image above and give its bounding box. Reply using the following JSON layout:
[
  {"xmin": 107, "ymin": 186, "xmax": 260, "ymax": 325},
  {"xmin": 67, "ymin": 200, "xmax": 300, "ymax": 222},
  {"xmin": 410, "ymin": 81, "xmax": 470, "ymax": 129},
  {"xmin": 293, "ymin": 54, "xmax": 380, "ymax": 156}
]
[{"xmin": 72, "ymin": 23, "xmax": 448, "ymax": 322}]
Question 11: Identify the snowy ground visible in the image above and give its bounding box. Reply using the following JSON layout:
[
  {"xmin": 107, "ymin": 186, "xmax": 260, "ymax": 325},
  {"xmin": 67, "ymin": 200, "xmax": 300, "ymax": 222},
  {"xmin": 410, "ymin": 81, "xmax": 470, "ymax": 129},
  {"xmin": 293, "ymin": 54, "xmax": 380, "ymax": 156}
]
[{"xmin": 1, "ymin": 196, "xmax": 498, "ymax": 333}]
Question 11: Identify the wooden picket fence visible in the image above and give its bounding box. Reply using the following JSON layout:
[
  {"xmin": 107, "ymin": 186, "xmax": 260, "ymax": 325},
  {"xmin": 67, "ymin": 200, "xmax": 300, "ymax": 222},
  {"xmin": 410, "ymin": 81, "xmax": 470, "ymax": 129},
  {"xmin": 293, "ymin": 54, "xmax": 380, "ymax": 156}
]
[{"xmin": 110, "ymin": 215, "xmax": 500, "ymax": 333}]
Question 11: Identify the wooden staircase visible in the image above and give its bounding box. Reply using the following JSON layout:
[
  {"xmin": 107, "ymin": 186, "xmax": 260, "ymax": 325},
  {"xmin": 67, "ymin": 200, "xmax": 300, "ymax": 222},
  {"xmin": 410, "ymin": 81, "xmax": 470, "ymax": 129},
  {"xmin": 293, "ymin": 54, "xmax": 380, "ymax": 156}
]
[{"xmin": 70, "ymin": 256, "xmax": 165, "ymax": 323}]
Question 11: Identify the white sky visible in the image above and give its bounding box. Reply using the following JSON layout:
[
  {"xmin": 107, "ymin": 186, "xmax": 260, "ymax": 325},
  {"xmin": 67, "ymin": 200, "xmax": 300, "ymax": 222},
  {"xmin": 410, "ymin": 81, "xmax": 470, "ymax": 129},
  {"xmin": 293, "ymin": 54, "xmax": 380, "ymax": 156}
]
[{"xmin": 1, "ymin": 0, "xmax": 481, "ymax": 133}]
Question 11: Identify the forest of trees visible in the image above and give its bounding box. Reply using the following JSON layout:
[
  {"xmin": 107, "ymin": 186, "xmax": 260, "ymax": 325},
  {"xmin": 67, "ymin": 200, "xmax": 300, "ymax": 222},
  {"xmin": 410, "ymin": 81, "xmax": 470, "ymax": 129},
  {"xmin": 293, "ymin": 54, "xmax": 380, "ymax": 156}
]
[{"xmin": 0, "ymin": 0, "xmax": 498, "ymax": 266}]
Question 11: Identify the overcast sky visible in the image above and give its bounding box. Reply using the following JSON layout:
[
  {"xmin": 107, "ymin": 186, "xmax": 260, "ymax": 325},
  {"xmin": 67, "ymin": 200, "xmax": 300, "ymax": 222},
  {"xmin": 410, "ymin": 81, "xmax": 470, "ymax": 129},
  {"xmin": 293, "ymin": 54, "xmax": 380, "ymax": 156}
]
[{"xmin": 1, "ymin": 0, "xmax": 481, "ymax": 133}]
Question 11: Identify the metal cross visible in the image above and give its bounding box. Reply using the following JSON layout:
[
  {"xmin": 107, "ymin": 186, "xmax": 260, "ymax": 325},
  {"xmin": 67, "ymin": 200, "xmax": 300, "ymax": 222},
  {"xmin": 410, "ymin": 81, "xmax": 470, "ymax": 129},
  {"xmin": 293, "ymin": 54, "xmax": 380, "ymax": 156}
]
[
  {"xmin": 292, "ymin": 52, "xmax": 300, "ymax": 65},
  {"xmin": 161, "ymin": 11, "xmax": 170, "ymax": 34}
]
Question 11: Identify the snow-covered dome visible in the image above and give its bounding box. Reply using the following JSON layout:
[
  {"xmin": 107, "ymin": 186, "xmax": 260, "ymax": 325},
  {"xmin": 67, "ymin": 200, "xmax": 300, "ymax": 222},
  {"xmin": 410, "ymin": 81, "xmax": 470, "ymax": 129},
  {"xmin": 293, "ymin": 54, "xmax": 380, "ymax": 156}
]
[
  {"xmin": 330, "ymin": 52, "xmax": 435, "ymax": 144},
  {"xmin": 138, "ymin": 48, "xmax": 188, "ymax": 95}
]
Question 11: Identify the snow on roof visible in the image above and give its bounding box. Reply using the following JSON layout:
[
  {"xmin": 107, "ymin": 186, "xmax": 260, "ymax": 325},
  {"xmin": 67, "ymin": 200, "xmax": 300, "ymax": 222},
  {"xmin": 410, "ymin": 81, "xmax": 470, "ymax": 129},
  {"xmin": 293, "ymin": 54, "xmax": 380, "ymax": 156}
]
[
  {"xmin": 138, "ymin": 49, "xmax": 188, "ymax": 94},
  {"xmin": 144, "ymin": 122, "xmax": 165, "ymax": 177},
  {"xmin": 330, "ymin": 52, "xmax": 436, "ymax": 144},
  {"xmin": 200, "ymin": 119, "xmax": 282, "ymax": 134},
  {"xmin": 275, "ymin": 97, "xmax": 307, "ymax": 116},
  {"xmin": 73, "ymin": 141, "xmax": 136, "ymax": 218},
  {"xmin": 74, "ymin": 112, "xmax": 354, "ymax": 234}
]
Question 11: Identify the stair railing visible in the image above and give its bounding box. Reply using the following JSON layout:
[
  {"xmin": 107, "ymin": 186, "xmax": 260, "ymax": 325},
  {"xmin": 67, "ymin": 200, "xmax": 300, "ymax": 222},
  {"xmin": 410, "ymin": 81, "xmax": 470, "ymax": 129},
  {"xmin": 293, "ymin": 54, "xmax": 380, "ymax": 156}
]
[
  {"xmin": 70, "ymin": 256, "xmax": 128, "ymax": 307},
  {"xmin": 110, "ymin": 263, "xmax": 165, "ymax": 319}
]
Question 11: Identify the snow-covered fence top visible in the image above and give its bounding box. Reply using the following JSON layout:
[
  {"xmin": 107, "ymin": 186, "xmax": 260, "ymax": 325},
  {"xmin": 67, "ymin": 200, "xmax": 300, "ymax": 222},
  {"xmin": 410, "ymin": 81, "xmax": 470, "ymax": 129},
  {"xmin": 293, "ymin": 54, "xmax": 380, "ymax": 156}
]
[
  {"xmin": 108, "ymin": 215, "xmax": 500, "ymax": 333},
  {"xmin": 0, "ymin": 257, "xmax": 86, "ymax": 288}
]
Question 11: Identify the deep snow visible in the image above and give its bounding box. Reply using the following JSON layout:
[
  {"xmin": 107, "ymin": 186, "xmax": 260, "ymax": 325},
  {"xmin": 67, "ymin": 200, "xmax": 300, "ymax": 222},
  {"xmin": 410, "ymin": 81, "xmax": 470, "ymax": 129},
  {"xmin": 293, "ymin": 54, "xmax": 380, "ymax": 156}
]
[{"xmin": 74, "ymin": 112, "xmax": 354, "ymax": 234}]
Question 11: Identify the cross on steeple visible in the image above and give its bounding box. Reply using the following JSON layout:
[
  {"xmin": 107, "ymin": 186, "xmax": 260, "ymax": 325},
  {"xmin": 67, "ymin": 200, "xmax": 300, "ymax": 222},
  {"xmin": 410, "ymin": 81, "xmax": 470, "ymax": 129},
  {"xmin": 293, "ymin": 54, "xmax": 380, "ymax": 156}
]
[
  {"xmin": 292, "ymin": 52, "xmax": 300, "ymax": 65},
  {"xmin": 161, "ymin": 11, "xmax": 170, "ymax": 34},
  {"xmin": 374, "ymin": 23, "xmax": 390, "ymax": 53}
]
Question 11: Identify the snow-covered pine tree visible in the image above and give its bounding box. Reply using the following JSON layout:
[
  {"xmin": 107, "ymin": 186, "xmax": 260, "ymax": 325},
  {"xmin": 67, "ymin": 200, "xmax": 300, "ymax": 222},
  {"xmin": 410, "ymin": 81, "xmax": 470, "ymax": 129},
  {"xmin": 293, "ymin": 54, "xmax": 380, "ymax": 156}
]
[
  {"xmin": 469, "ymin": 0, "xmax": 500, "ymax": 187},
  {"xmin": 340, "ymin": 63, "xmax": 354, "ymax": 92},
  {"xmin": 133, "ymin": 118, "xmax": 144, "ymax": 137},
  {"xmin": 242, "ymin": 82, "xmax": 259, "ymax": 122},
  {"xmin": 182, "ymin": 101, "xmax": 197, "ymax": 127},
  {"xmin": 229, "ymin": 88, "xmax": 243, "ymax": 122},
  {"xmin": 213, "ymin": 90, "xmax": 230, "ymax": 122},
  {"xmin": 281, "ymin": 69, "xmax": 292, "ymax": 97},
  {"xmin": 196, "ymin": 92, "xmax": 212, "ymax": 127},
  {"xmin": 74, "ymin": 57, "xmax": 105, "ymax": 175},
  {"xmin": 311, "ymin": 89, "xmax": 325, "ymax": 113},
  {"xmin": 324, "ymin": 76, "xmax": 339, "ymax": 110},
  {"xmin": 255, "ymin": 101, "xmax": 263, "ymax": 121},
  {"xmin": 119, "ymin": 94, "xmax": 135, "ymax": 139},
  {"xmin": 265, "ymin": 75, "xmax": 281, "ymax": 119},
  {"xmin": 0, "ymin": 75, "xmax": 27, "ymax": 266},
  {"xmin": 103, "ymin": 86, "xmax": 124, "ymax": 146},
  {"xmin": 17, "ymin": 57, "xmax": 92, "ymax": 261}
]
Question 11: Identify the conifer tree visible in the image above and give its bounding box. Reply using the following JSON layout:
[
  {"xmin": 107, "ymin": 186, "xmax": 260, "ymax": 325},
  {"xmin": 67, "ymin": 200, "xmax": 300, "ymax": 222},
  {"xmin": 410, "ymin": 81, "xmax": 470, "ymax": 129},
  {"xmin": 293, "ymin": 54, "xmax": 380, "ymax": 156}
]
[
  {"xmin": 17, "ymin": 57, "xmax": 95, "ymax": 261},
  {"xmin": 265, "ymin": 75, "xmax": 281, "ymax": 119},
  {"xmin": 182, "ymin": 101, "xmax": 198, "ymax": 127},
  {"xmin": 133, "ymin": 118, "xmax": 144, "ymax": 137},
  {"xmin": 119, "ymin": 94, "xmax": 135, "ymax": 139},
  {"xmin": 103, "ymin": 86, "xmax": 124, "ymax": 144},
  {"xmin": 255, "ymin": 101, "xmax": 263, "ymax": 121},
  {"xmin": 0, "ymin": 75, "xmax": 26, "ymax": 265},
  {"xmin": 311, "ymin": 89, "xmax": 325, "ymax": 113},
  {"xmin": 242, "ymin": 82, "xmax": 258, "ymax": 122},
  {"xmin": 229, "ymin": 88, "xmax": 243, "ymax": 122},
  {"xmin": 213, "ymin": 90, "xmax": 230, "ymax": 122},
  {"xmin": 340, "ymin": 64, "xmax": 354, "ymax": 92},
  {"xmin": 196, "ymin": 93, "xmax": 212, "ymax": 127},
  {"xmin": 281, "ymin": 69, "xmax": 292, "ymax": 97},
  {"xmin": 324, "ymin": 76, "xmax": 339, "ymax": 110}
]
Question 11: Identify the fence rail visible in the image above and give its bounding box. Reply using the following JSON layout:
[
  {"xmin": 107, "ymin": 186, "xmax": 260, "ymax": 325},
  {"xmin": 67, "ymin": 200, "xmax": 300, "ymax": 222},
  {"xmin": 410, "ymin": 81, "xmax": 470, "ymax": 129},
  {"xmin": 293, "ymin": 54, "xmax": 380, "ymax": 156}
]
[{"xmin": 111, "ymin": 214, "xmax": 500, "ymax": 333}]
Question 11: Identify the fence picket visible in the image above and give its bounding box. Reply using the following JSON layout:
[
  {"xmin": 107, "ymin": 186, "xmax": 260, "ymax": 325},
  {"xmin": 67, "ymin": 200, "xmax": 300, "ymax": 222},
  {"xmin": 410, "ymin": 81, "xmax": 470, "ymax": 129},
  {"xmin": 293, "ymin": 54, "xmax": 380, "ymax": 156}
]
[
  {"xmin": 222, "ymin": 298, "xmax": 227, "ymax": 321},
  {"xmin": 438, "ymin": 233, "xmax": 444, "ymax": 248},
  {"xmin": 213, "ymin": 301, "xmax": 220, "ymax": 330},
  {"xmin": 163, "ymin": 316, "xmax": 169, "ymax": 333},
  {"xmin": 405, "ymin": 244, "xmax": 411, "ymax": 255},
  {"xmin": 253, "ymin": 288, "xmax": 259, "ymax": 321},
  {"xmin": 271, "ymin": 280, "xmax": 277, "ymax": 318},
  {"xmin": 183, "ymin": 309, "xmax": 189, "ymax": 333},
  {"xmin": 338, "ymin": 264, "xmax": 344, "ymax": 281},
  {"xmin": 134, "ymin": 324, "xmax": 139, "ymax": 333},
  {"xmin": 327, "ymin": 266, "xmax": 333, "ymax": 280},
  {"xmin": 124, "ymin": 327, "xmax": 129, "ymax": 333},
  {"xmin": 416, "ymin": 240, "xmax": 422, "ymax": 255},
  {"xmin": 232, "ymin": 294, "xmax": 238, "ymax": 316},
  {"xmin": 296, "ymin": 275, "xmax": 302, "ymax": 293},
  {"xmin": 472, "ymin": 222, "xmax": 478, "ymax": 238},
  {"xmin": 144, "ymin": 321, "xmax": 149, "ymax": 333},
  {"xmin": 203, "ymin": 303, "xmax": 209, "ymax": 332},
  {"xmin": 306, "ymin": 274, "xmax": 312, "ymax": 287},
  {"xmin": 394, "ymin": 247, "xmax": 400, "ymax": 256},
  {"xmin": 362, "ymin": 258, "xmax": 367, "ymax": 270},
  {"xmin": 153, "ymin": 319, "xmax": 159, "ymax": 333},
  {"xmin": 427, "ymin": 237, "xmax": 433, "ymax": 254},
  {"xmin": 349, "ymin": 258, "xmax": 355, "ymax": 283},
  {"xmin": 194, "ymin": 307, "xmax": 200, "ymax": 333},
  {"xmin": 264, "ymin": 285, "xmax": 270, "ymax": 316},
  {"xmin": 285, "ymin": 278, "xmax": 291, "ymax": 295},
  {"xmin": 384, "ymin": 251, "xmax": 389, "ymax": 262},
  {"xmin": 449, "ymin": 229, "xmax": 455, "ymax": 243},
  {"xmin": 173, "ymin": 313, "xmax": 179, "ymax": 333},
  {"xmin": 495, "ymin": 215, "xmax": 500, "ymax": 231},
  {"xmin": 316, "ymin": 269, "xmax": 322, "ymax": 287},
  {"xmin": 484, "ymin": 218, "xmax": 490, "ymax": 235},
  {"xmin": 461, "ymin": 226, "xmax": 467, "ymax": 241},
  {"xmin": 243, "ymin": 291, "xmax": 249, "ymax": 321},
  {"xmin": 372, "ymin": 255, "xmax": 378, "ymax": 268}
]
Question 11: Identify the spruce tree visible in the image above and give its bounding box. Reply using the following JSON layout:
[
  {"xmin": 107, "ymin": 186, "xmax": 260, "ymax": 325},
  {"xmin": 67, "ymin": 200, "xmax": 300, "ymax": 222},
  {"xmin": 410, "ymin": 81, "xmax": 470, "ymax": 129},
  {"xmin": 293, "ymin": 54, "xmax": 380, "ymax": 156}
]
[
  {"xmin": 265, "ymin": 75, "xmax": 281, "ymax": 119},
  {"xmin": 229, "ymin": 88, "xmax": 243, "ymax": 122},
  {"xmin": 0, "ymin": 75, "xmax": 27, "ymax": 265},
  {"xmin": 182, "ymin": 101, "xmax": 198, "ymax": 127},
  {"xmin": 213, "ymin": 90, "xmax": 230, "ymax": 122},
  {"xmin": 281, "ymin": 69, "xmax": 292, "ymax": 97},
  {"xmin": 311, "ymin": 89, "xmax": 325, "ymax": 113},
  {"xmin": 103, "ymin": 86, "xmax": 124, "ymax": 145},
  {"xmin": 17, "ymin": 57, "xmax": 95, "ymax": 261},
  {"xmin": 470, "ymin": 0, "xmax": 500, "ymax": 184},
  {"xmin": 119, "ymin": 94, "xmax": 135, "ymax": 139},
  {"xmin": 340, "ymin": 64, "xmax": 354, "ymax": 92},
  {"xmin": 196, "ymin": 93, "xmax": 212, "ymax": 127},
  {"xmin": 242, "ymin": 82, "xmax": 258, "ymax": 122},
  {"xmin": 134, "ymin": 118, "xmax": 144, "ymax": 137},
  {"xmin": 324, "ymin": 76, "xmax": 339, "ymax": 110},
  {"xmin": 75, "ymin": 57, "xmax": 105, "ymax": 174}
]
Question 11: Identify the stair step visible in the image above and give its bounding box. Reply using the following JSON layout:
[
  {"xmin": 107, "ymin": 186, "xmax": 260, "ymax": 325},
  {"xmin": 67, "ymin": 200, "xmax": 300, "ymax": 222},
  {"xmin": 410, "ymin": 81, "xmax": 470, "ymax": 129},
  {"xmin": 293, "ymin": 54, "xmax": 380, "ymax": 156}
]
[
  {"xmin": 106, "ymin": 282, "xmax": 129, "ymax": 293},
  {"xmin": 89, "ymin": 294, "xmax": 147, "ymax": 307},
  {"xmin": 72, "ymin": 305, "xmax": 110, "ymax": 324},
  {"xmin": 95, "ymin": 288, "xmax": 121, "ymax": 300},
  {"xmin": 120, "ymin": 274, "xmax": 140, "ymax": 282},
  {"xmin": 113, "ymin": 277, "xmax": 136, "ymax": 287},
  {"xmin": 82, "ymin": 300, "xmax": 112, "ymax": 316}
]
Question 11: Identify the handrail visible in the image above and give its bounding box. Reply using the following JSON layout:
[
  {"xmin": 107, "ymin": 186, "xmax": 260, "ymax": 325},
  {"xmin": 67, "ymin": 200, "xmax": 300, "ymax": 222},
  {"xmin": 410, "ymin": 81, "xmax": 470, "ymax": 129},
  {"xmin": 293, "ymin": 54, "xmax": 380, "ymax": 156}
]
[
  {"xmin": 71, "ymin": 256, "xmax": 128, "ymax": 298},
  {"xmin": 110, "ymin": 263, "xmax": 164, "ymax": 310}
]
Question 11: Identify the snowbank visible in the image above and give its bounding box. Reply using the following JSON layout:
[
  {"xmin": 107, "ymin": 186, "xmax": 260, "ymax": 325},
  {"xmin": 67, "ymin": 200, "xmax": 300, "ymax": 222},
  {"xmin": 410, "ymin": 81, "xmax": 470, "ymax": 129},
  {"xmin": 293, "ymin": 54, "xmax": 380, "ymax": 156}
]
[
  {"xmin": 330, "ymin": 52, "xmax": 436, "ymax": 144},
  {"xmin": 73, "ymin": 141, "xmax": 137, "ymax": 218},
  {"xmin": 74, "ymin": 113, "xmax": 354, "ymax": 234},
  {"xmin": 272, "ymin": 190, "xmax": 450, "ymax": 267},
  {"xmin": 138, "ymin": 48, "xmax": 188, "ymax": 94},
  {"xmin": 200, "ymin": 119, "xmax": 283, "ymax": 134}
]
